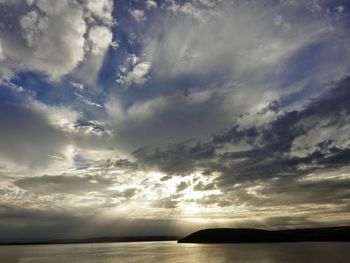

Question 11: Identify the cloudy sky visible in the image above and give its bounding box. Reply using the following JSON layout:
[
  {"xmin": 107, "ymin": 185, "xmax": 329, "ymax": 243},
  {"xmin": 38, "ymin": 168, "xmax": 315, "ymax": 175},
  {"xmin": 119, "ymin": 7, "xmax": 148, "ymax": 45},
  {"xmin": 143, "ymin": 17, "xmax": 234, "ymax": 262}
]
[{"xmin": 1, "ymin": 0, "xmax": 350, "ymax": 243}]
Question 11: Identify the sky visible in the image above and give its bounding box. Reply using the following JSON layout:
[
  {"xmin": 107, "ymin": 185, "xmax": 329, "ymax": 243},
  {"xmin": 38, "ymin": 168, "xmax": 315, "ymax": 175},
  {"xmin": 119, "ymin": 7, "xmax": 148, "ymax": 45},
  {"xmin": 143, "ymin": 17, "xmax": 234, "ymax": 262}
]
[{"xmin": 0, "ymin": 0, "xmax": 350, "ymax": 243}]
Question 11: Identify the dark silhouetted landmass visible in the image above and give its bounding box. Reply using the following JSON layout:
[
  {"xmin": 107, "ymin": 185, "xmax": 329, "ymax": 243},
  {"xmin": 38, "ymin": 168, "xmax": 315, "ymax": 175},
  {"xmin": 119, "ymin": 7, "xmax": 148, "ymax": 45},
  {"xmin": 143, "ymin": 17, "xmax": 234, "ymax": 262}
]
[
  {"xmin": 178, "ymin": 226, "xmax": 350, "ymax": 243},
  {"xmin": 1, "ymin": 236, "xmax": 180, "ymax": 246}
]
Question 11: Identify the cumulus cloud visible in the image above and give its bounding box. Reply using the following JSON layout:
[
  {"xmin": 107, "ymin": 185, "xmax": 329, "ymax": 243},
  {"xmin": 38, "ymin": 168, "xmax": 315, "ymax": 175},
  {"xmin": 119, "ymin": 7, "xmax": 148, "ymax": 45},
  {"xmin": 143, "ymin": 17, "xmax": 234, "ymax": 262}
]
[
  {"xmin": 88, "ymin": 26, "xmax": 113, "ymax": 56},
  {"xmin": 116, "ymin": 53, "xmax": 151, "ymax": 87},
  {"xmin": 124, "ymin": 61, "xmax": 151, "ymax": 85},
  {"xmin": 0, "ymin": 0, "xmax": 114, "ymax": 82},
  {"xmin": 85, "ymin": 0, "xmax": 114, "ymax": 25},
  {"xmin": 3, "ymin": 1, "xmax": 86, "ymax": 80}
]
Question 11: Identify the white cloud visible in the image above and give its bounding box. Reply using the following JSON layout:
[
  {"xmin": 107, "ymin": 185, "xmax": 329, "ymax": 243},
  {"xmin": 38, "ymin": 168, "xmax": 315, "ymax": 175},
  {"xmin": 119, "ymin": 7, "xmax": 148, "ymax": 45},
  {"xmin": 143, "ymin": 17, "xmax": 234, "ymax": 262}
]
[
  {"xmin": 146, "ymin": 0, "xmax": 157, "ymax": 10},
  {"xmin": 75, "ymin": 92, "xmax": 103, "ymax": 108},
  {"xmin": 144, "ymin": 0, "xmax": 349, "ymax": 117},
  {"xmin": 116, "ymin": 57, "xmax": 151, "ymax": 87},
  {"xmin": 166, "ymin": 1, "xmax": 215, "ymax": 22},
  {"xmin": 30, "ymin": 100, "xmax": 81, "ymax": 133},
  {"xmin": 88, "ymin": 26, "xmax": 113, "ymax": 56},
  {"xmin": 131, "ymin": 9, "xmax": 146, "ymax": 23},
  {"xmin": 70, "ymin": 81, "xmax": 85, "ymax": 91},
  {"xmin": 146, "ymin": 4, "xmax": 322, "ymax": 79},
  {"xmin": 128, "ymin": 97, "xmax": 167, "ymax": 121},
  {"xmin": 129, "ymin": 62, "xmax": 151, "ymax": 85},
  {"xmin": 0, "ymin": 0, "xmax": 115, "ymax": 82},
  {"xmin": 291, "ymin": 116, "xmax": 350, "ymax": 158},
  {"xmin": 85, "ymin": 0, "xmax": 114, "ymax": 26},
  {"xmin": 1, "ymin": 1, "xmax": 86, "ymax": 80},
  {"xmin": 106, "ymin": 96, "xmax": 167, "ymax": 127},
  {"xmin": 35, "ymin": 0, "xmax": 68, "ymax": 14},
  {"xmin": 26, "ymin": 0, "xmax": 34, "ymax": 6},
  {"xmin": 19, "ymin": 10, "xmax": 44, "ymax": 47}
]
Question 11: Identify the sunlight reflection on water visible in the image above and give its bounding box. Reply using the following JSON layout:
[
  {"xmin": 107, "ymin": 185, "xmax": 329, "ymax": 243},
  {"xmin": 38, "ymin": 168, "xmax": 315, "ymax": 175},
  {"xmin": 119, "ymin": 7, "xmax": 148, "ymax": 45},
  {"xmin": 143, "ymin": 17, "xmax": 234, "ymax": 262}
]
[{"xmin": 0, "ymin": 241, "xmax": 350, "ymax": 263}]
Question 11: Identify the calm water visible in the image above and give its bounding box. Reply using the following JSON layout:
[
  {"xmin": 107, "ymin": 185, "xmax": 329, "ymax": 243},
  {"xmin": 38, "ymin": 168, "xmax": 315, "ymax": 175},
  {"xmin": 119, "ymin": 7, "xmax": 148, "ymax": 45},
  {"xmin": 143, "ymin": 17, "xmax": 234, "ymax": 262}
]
[{"xmin": 0, "ymin": 241, "xmax": 349, "ymax": 263}]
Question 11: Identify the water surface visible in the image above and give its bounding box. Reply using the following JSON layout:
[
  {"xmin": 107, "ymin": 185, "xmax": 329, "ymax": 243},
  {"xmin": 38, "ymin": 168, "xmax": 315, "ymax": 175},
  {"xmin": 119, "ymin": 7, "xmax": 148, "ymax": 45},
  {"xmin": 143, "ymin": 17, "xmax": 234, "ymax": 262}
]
[{"xmin": 1, "ymin": 241, "xmax": 349, "ymax": 263}]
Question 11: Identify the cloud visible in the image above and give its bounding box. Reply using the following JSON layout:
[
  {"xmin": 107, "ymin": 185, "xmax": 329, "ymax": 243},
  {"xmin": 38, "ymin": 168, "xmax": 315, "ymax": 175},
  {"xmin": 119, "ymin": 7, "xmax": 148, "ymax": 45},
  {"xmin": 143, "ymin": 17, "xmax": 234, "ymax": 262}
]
[
  {"xmin": 145, "ymin": 0, "xmax": 157, "ymax": 10},
  {"xmin": 130, "ymin": 9, "xmax": 146, "ymax": 23},
  {"xmin": 116, "ymin": 54, "xmax": 152, "ymax": 87},
  {"xmin": 176, "ymin": 181, "xmax": 189, "ymax": 192},
  {"xmin": 146, "ymin": 1, "xmax": 329, "ymax": 83},
  {"xmin": 133, "ymin": 139, "xmax": 215, "ymax": 175},
  {"xmin": 153, "ymin": 197, "xmax": 179, "ymax": 209},
  {"xmin": 104, "ymin": 0, "xmax": 350, "ymax": 151},
  {"xmin": 14, "ymin": 174, "xmax": 114, "ymax": 195},
  {"xmin": 273, "ymin": 15, "xmax": 291, "ymax": 32},
  {"xmin": 0, "ymin": 95, "xmax": 112, "ymax": 172},
  {"xmin": 132, "ymin": 77, "xmax": 350, "ymax": 215},
  {"xmin": 2, "ymin": 1, "xmax": 86, "ymax": 80},
  {"xmin": 193, "ymin": 181, "xmax": 217, "ymax": 191},
  {"xmin": 85, "ymin": 0, "xmax": 114, "ymax": 25},
  {"xmin": 306, "ymin": 0, "xmax": 322, "ymax": 13},
  {"xmin": 1, "ymin": 0, "xmax": 350, "ymax": 242},
  {"xmin": 88, "ymin": 26, "xmax": 113, "ymax": 56},
  {"xmin": 0, "ymin": 102, "xmax": 70, "ymax": 169},
  {"xmin": 0, "ymin": 0, "xmax": 114, "ymax": 82}
]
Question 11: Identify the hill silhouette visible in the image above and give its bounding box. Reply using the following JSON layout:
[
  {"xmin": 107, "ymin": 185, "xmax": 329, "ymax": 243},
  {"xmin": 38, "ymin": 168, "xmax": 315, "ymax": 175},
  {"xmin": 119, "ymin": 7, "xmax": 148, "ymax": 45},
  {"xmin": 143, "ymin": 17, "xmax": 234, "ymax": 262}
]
[{"xmin": 178, "ymin": 226, "xmax": 350, "ymax": 243}]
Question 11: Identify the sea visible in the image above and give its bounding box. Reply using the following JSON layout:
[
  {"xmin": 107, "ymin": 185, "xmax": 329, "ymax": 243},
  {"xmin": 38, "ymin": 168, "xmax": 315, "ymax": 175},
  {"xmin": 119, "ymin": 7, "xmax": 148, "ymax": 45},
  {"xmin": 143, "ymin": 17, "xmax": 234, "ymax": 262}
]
[{"xmin": 0, "ymin": 241, "xmax": 349, "ymax": 263}]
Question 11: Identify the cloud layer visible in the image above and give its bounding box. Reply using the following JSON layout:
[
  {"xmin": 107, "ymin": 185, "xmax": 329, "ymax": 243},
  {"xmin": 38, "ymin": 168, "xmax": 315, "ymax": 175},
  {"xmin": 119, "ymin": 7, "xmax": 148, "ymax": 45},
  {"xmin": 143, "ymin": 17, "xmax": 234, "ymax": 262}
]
[{"xmin": 1, "ymin": 0, "xmax": 350, "ymax": 242}]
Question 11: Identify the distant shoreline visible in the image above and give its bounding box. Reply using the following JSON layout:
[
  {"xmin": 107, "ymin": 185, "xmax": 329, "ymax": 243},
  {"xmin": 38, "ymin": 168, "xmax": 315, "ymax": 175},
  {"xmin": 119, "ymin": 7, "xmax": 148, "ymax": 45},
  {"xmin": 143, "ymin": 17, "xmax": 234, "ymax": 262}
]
[
  {"xmin": 0, "ymin": 236, "xmax": 181, "ymax": 246},
  {"xmin": 178, "ymin": 226, "xmax": 350, "ymax": 243},
  {"xmin": 3, "ymin": 226, "xmax": 350, "ymax": 246}
]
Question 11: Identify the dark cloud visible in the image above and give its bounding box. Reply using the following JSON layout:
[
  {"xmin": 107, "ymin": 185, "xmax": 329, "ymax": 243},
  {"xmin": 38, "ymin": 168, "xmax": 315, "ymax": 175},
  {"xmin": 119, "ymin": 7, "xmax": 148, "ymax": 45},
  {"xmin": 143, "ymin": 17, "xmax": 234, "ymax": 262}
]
[
  {"xmin": 135, "ymin": 77, "xmax": 350, "ymax": 175},
  {"xmin": 13, "ymin": 173, "xmax": 141, "ymax": 201},
  {"xmin": 121, "ymin": 188, "xmax": 139, "ymax": 198},
  {"xmin": 109, "ymin": 158, "xmax": 140, "ymax": 170},
  {"xmin": 133, "ymin": 77, "xmax": 350, "ymax": 213},
  {"xmin": 152, "ymin": 193, "xmax": 184, "ymax": 209},
  {"xmin": 258, "ymin": 100, "xmax": 280, "ymax": 115},
  {"xmin": 14, "ymin": 174, "xmax": 114, "ymax": 195},
  {"xmin": 193, "ymin": 181, "xmax": 217, "ymax": 191},
  {"xmin": 176, "ymin": 181, "xmax": 188, "ymax": 192},
  {"xmin": 195, "ymin": 194, "xmax": 232, "ymax": 207},
  {"xmin": 133, "ymin": 139, "xmax": 215, "ymax": 175},
  {"xmin": 153, "ymin": 197, "xmax": 179, "ymax": 209},
  {"xmin": 0, "ymin": 103, "xmax": 68, "ymax": 168},
  {"xmin": 221, "ymin": 176, "xmax": 350, "ymax": 209},
  {"xmin": 110, "ymin": 91, "xmax": 238, "ymax": 152}
]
